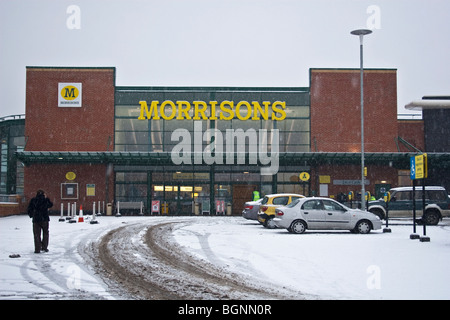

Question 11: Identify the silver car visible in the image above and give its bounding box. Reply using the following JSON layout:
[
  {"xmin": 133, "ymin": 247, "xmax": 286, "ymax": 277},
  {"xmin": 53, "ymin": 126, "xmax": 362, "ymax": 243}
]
[
  {"xmin": 274, "ymin": 197, "xmax": 382, "ymax": 234},
  {"xmin": 242, "ymin": 199, "xmax": 263, "ymax": 221}
]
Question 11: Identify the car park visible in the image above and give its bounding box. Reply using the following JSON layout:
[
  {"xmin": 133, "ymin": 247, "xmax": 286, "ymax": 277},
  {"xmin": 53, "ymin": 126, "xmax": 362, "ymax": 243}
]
[
  {"xmin": 257, "ymin": 193, "xmax": 304, "ymax": 228},
  {"xmin": 242, "ymin": 199, "xmax": 263, "ymax": 221},
  {"xmin": 273, "ymin": 197, "xmax": 382, "ymax": 234},
  {"xmin": 368, "ymin": 186, "xmax": 450, "ymax": 225}
]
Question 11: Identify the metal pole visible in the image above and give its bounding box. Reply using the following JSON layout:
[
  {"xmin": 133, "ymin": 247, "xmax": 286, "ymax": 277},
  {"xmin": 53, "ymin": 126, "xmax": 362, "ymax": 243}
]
[
  {"xmin": 412, "ymin": 180, "xmax": 416, "ymax": 233},
  {"xmin": 410, "ymin": 179, "xmax": 420, "ymax": 239},
  {"xmin": 359, "ymin": 35, "xmax": 366, "ymax": 211},
  {"xmin": 420, "ymin": 177, "xmax": 430, "ymax": 241},
  {"xmin": 422, "ymin": 178, "xmax": 426, "ymax": 236},
  {"xmin": 351, "ymin": 29, "xmax": 372, "ymax": 211}
]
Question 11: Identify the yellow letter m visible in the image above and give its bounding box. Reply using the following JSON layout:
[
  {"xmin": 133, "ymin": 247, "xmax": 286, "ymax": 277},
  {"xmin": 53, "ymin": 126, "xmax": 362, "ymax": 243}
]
[{"xmin": 138, "ymin": 101, "xmax": 160, "ymax": 120}]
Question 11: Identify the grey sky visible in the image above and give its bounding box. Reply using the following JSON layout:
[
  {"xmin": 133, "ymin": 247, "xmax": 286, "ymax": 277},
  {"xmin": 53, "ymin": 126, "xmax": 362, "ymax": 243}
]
[{"xmin": 1, "ymin": 0, "xmax": 449, "ymax": 117}]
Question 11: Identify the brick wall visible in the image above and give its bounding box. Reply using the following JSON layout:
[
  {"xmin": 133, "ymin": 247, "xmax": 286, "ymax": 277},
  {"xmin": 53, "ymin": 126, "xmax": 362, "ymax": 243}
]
[
  {"xmin": 24, "ymin": 163, "xmax": 114, "ymax": 215},
  {"xmin": 23, "ymin": 67, "xmax": 115, "ymax": 213},
  {"xmin": 397, "ymin": 120, "xmax": 425, "ymax": 151},
  {"xmin": 25, "ymin": 67, "xmax": 115, "ymax": 151},
  {"xmin": 310, "ymin": 69, "xmax": 398, "ymax": 152}
]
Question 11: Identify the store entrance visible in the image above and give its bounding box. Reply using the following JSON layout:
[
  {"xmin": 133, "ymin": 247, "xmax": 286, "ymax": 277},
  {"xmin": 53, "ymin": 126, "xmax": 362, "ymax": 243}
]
[
  {"xmin": 232, "ymin": 184, "xmax": 257, "ymax": 215},
  {"xmin": 152, "ymin": 183, "xmax": 194, "ymax": 215}
]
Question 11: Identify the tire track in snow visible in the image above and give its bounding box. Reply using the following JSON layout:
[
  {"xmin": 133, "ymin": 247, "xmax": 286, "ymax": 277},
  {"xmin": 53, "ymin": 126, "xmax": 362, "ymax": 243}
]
[{"xmin": 95, "ymin": 220, "xmax": 302, "ymax": 300}]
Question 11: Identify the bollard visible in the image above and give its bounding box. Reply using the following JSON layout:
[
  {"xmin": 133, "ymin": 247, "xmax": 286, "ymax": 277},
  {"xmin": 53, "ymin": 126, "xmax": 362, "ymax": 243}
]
[
  {"xmin": 69, "ymin": 202, "xmax": 77, "ymax": 223},
  {"xmin": 116, "ymin": 201, "xmax": 121, "ymax": 217},
  {"xmin": 90, "ymin": 201, "xmax": 99, "ymax": 224},
  {"xmin": 66, "ymin": 202, "xmax": 71, "ymax": 220},
  {"xmin": 139, "ymin": 201, "xmax": 144, "ymax": 215},
  {"xmin": 59, "ymin": 203, "xmax": 65, "ymax": 222}
]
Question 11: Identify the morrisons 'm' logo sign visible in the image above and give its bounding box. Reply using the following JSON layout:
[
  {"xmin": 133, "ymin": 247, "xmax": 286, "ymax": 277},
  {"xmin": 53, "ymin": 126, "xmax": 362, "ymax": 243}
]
[{"xmin": 58, "ymin": 83, "xmax": 82, "ymax": 107}]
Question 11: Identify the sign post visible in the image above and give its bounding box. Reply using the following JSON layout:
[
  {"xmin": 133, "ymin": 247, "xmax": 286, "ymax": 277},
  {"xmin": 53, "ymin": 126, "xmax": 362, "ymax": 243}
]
[
  {"xmin": 409, "ymin": 153, "xmax": 429, "ymax": 241},
  {"xmin": 383, "ymin": 191, "xmax": 391, "ymax": 233},
  {"xmin": 348, "ymin": 191, "xmax": 354, "ymax": 208}
]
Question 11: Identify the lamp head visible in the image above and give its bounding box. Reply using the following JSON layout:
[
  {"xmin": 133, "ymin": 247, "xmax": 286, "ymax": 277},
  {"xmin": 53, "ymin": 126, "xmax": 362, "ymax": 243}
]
[
  {"xmin": 351, "ymin": 29, "xmax": 373, "ymax": 36},
  {"xmin": 351, "ymin": 29, "xmax": 373, "ymax": 44}
]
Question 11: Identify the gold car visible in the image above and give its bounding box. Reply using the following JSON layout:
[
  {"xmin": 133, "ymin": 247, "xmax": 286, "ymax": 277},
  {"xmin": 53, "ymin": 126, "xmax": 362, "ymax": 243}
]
[{"xmin": 257, "ymin": 193, "xmax": 304, "ymax": 228}]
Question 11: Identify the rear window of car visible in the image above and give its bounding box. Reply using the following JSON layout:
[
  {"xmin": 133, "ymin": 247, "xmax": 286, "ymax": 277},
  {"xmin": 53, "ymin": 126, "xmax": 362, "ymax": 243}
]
[
  {"xmin": 428, "ymin": 190, "xmax": 447, "ymax": 201},
  {"xmin": 261, "ymin": 196, "xmax": 269, "ymax": 205},
  {"xmin": 272, "ymin": 196, "xmax": 289, "ymax": 205},
  {"xmin": 286, "ymin": 198, "xmax": 301, "ymax": 208}
]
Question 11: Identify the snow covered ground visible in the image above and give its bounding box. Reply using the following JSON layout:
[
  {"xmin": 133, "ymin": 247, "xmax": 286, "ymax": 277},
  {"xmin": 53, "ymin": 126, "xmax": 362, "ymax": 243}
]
[{"xmin": 1, "ymin": 214, "xmax": 449, "ymax": 300}]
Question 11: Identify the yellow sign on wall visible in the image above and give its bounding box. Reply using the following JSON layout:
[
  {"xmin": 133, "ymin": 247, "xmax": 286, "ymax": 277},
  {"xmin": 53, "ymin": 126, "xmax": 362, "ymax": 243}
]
[
  {"xmin": 86, "ymin": 184, "xmax": 95, "ymax": 196},
  {"xmin": 58, "ymin": 83, "xmax": 82, "ymax": 107},
  {"xmin": 65, "ymin": 172, "xmax": 76, "ymax": 181},
  {"xmin": 299, "ymin": 172, "xmax": 310, "ymax": 182}
]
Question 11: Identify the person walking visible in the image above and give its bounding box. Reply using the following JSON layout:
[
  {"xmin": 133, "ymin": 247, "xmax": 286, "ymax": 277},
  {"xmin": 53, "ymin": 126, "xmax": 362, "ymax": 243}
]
[{"xmin": 27, "ymin": 190, "xmax": 53, "ymax": 253}]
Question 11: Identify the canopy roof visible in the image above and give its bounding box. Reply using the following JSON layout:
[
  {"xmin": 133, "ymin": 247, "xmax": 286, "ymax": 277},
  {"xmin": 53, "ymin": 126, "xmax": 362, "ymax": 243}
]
[{"xmin": 15, "ymin": 151, "xmax": 450, "ymax": 169}]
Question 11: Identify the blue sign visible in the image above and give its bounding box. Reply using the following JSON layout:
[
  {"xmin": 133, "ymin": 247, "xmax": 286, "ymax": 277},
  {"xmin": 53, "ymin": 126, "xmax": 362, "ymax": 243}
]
[
  {"xmin": 410, "ymin": 153, "xmax": 427, "ymax": 180},
  {"xmin": 410, "ymin": 156, "xmax": 416, "ymax": 180}
]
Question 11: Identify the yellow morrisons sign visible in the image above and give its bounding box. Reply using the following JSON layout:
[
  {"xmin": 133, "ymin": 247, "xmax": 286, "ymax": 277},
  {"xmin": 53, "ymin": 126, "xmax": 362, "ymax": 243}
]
[{"xmin": 138, "ymin": 100, "xmax": 287, "ymax": 121}]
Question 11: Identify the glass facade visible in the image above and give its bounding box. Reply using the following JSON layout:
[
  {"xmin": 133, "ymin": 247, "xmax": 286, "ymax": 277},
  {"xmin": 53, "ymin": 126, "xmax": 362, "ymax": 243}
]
[
  {"xmin": 0, "ymin": 116, "xmax": 25, "ymax": 195},
  {"xmin": 114, "ymin": 106, "xmax": 310, "ymax": 152},
  {"xmin": 114, "ymin": 87, "xmax": 311, "ymax": 214}
]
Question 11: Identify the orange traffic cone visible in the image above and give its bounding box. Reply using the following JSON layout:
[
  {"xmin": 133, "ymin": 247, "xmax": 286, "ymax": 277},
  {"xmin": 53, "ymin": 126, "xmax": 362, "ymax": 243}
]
[{"xmin": 78, "ymin": 205, "xmax": 84, "ymax": 222}]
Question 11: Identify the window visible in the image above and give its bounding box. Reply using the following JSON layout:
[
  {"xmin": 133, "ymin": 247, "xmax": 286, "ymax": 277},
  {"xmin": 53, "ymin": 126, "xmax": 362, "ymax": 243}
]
[
  {"xmin": 286, "ymin": 198, "xmax": 301, "ymax": 208},
  {"xmin": 394, "ymin": 191, "xmax": 411, "ymax": 201},
  {"xmin": 302, "ymin": 200, "xmax": 322, "ymax": 210},
  {"xmin": 115, "ymin": 99, "xmax": 311, "ymax": 153},
  {"xmin": 272, "ymin": 196, "xmax": 289, "ymax": 205},
  {"xmin": 322, "ymin": 200, "xmax": 345, "ymax": 211},
  {"xmin": 427, "ymin": 190, "xmax": 446, "ymax": 201}
]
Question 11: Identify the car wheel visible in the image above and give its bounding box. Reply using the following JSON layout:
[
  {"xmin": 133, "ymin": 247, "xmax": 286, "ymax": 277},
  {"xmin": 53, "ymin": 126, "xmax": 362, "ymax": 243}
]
[
  {"xmin": 423, "ymin": 210, "xmax": 440, "ymax": 225},
  {"xmin": 355, "ymin": 220, "xmax": 372, "ymax": 234},
  {"xmin": 290, "ymin": 220, "xmax": 306, "ymax": 234}
]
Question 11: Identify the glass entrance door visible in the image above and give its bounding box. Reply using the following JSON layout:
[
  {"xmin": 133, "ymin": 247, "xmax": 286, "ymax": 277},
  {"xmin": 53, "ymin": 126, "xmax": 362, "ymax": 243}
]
[{"xmin": 152, "ymin": 183, "xmax": 194, "ymax": 215}]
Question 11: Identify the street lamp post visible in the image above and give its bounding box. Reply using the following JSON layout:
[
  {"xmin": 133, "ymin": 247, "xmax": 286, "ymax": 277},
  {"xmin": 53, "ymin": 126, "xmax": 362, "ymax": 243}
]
[{"xmin": 351, "ymin": 29, "xmax": 372, "ymax": 211}]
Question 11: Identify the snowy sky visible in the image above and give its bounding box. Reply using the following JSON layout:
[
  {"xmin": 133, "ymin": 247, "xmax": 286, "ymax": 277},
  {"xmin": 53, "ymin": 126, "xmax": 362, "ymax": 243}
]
[{"xmin": 1, "ymin": 0, "xmax": 449, "ymax": 118}]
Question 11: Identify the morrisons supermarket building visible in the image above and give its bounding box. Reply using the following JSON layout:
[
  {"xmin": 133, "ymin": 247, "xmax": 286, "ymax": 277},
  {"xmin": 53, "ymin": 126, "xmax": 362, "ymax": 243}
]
[{"xmin": 2, "ymin": 66, "xmax": 449, "ymax": 215}]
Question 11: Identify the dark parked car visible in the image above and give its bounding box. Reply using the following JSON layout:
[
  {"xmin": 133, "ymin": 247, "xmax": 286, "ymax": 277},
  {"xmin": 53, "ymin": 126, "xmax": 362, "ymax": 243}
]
[{"xmin": 368, "ymin": 186, "xmax": 450, "ymax": 225}]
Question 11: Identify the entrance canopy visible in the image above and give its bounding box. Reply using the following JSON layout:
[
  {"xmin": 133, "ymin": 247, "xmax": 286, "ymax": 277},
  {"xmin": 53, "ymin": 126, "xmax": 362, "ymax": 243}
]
[{"xmin": 15, "ymin": 151, "xmax": 450, "ymax": 168}]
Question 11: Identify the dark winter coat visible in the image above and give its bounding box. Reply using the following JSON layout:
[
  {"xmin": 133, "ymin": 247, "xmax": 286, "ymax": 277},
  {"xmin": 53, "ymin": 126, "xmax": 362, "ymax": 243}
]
[{"xmin": 28, "ymin": 194, "xmax": 53, "ymax": 223}]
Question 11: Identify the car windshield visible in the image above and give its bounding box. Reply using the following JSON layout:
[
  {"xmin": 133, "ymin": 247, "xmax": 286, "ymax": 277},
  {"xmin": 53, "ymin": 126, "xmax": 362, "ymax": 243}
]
[{"xmin": 286, "ymin": 198, "xmax": 301, "ymax": 208}]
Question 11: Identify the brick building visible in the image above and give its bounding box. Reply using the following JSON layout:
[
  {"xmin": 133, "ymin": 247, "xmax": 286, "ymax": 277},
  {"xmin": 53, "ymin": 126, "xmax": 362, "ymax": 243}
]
[
  {"xmin": 23, "ymin": 67, "xmax": 115, "ymax": 214},
  {"xmin": 5, "ymin": 66, "xmax": 446, "ymax": 215}
]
